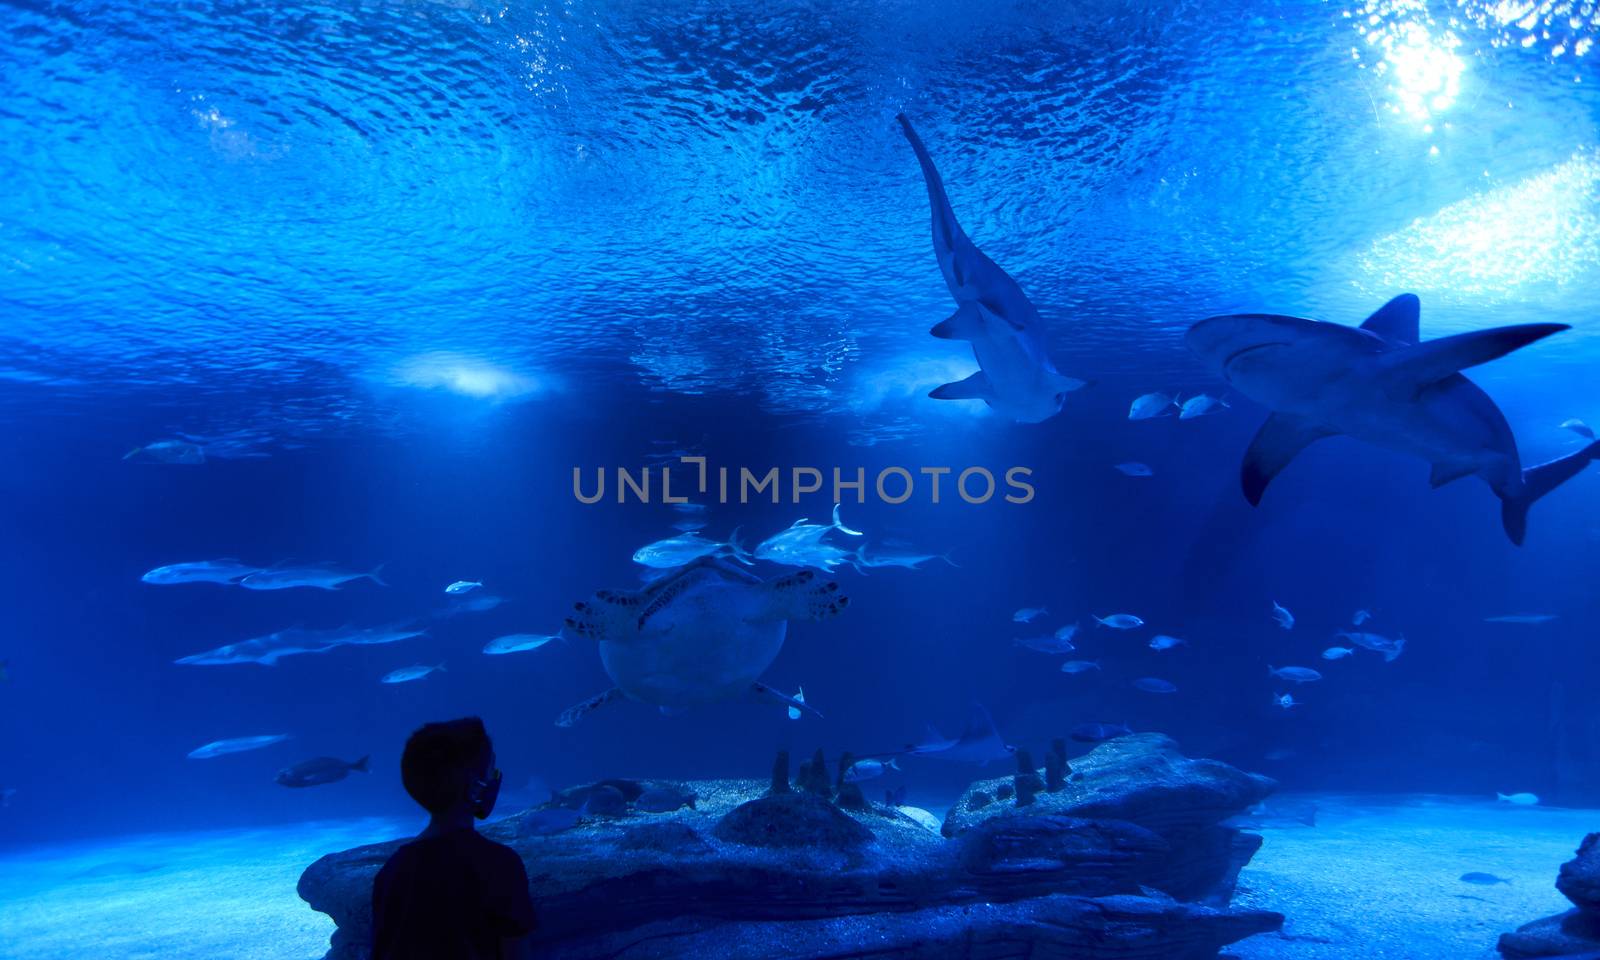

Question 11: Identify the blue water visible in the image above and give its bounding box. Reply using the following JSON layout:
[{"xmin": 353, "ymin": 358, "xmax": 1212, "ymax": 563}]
[{"xmin": 2, "ymin": 0, "xmax": 1598, "ymax": 865}]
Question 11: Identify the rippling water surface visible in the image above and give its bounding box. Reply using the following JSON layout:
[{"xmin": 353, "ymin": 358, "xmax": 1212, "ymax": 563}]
[{"xmin": 4, "ymin": 0, "xmax": 1597, "ymax": 440}]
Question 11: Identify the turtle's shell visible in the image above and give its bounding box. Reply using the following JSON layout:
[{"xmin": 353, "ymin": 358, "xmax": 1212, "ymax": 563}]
[{"xmin": 600, "ymin": 560, "xmax": 786, "ymax": 708}]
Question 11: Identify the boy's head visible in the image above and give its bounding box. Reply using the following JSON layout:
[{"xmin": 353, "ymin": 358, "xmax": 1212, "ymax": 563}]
[{"xmin": 401, "ymin": 717, "xmax": 499, "ymax": 818}]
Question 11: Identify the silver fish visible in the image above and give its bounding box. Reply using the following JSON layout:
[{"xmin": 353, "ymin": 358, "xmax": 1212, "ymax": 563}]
[
  {"xmin": 1012, "ymin": 606, "xmax": 1048, "ymax": 623},
  {"xmin": 1115, "ymin": 462, "xmax": 1153, "ymax": 477},
  {"xmin": 1272, "ymin": 601, "xmax": 1295, "ymax": 630},
  {"xmin": 1094, "ymin": 613, "xmax": 1144, "ymax": 629},
  {"xmin": 187, "ymin": 734, "xmax": 291, "ymax": 759},
  {"xmin": 1013, "ymin": 634, "xmax": 1075, "ymax": 654},
  {"xmin": 1128, "ymin": 392, "xmax": 1176, "ymax": 420},
  {"xmin": 482, "ymin": 633, "xmax": 560, "ymax": 655},
  {"xmin": 1059, "ymin": 660, "xmax": 1101, "ymax": 674},
  {"xmin": 275, "ymin": 755, "xmax": 369, "ymax": 788},
  {"xmin": 1149, "ymin": 634, "xmax": 1187, "ymax": 651},
  {"xmin": 142, "ymin": 559, "xmax": 261, "ymax": 585},
  {"xmin": 752, "ymin": 504, "xmax": 864, "ymax": 571},
  {"xmin": 1336, "ymin": 630, "xmax": 1406, "ymax": 662},
  {"xmin": 1132, "ymin": 677, "xmax": 1177, "ymax": 694},
  {"xmin": 843, "ymin": 758, "xmax": 899, "ymax": 783},
  {"xmin": 445, "ymin": 580, "xmax": 483, "ymax": 595},
  {"xmin": 1178, "ymin": 394, "xmax": 1228, "ymax": 419},
  {"xmin": 1321, "ymin": 646, "xmax": 1355, "ymax": 660},
  {"xmin": 381, "ymin": 663, "xmax": 446, "ymax": 684},
  {"xmin": 240, "ymin": 563, "xmax": 387, "ymax": 591},
  {"xmin": 632, "ymin": 530, "xmax": 741, "ymax": 569},
  {"xmin": 1269, "ymin": 665, "xmax": 1322, "ymax": 683}
]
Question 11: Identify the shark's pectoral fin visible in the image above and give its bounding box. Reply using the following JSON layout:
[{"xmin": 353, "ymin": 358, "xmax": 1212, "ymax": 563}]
[
  {"xmin": 930, "ymin": 303, "xmax": 984, "ymax": 341},
  {"xmin": 1241, "ymin": 414, "xmax": 1336, "ymax": 506},
  {"xmin": 1359, "ymin": 293, "xmax": 1421, "ymax": 344},
  {"xmin": 1382, "ymin": 324, "xmax": 1568, "ymax": 398},
  {"xmin": 1429, "ymin": 461, "xmax": 1478, "ymax": 489},
  {"xmin": 930, "ymin": 370, "xmax": 994, "ymax": 401},
  {"xmin": 1048, "ymin": 372, "xmax": 1089, "ymax": 394},
  {"xmin": 976, "ymin": 298, "xmax": 1026, "ymax": 333}
]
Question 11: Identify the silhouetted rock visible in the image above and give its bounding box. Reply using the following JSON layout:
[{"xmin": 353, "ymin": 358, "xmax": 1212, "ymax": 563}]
[
  {"xmin": 1500, "ymin": 833, "xmax": 1600, "ymax": 958},
  {"xmin": 769, "ymin": 750, "xmax": 790, "ymax": 795},
  {"xmin": 1560, "ymin": 834, "xmax": 1600, "ymax": 914},
  {"xmin": 1015, "ymin": 750, "xmax": 1044, "ymax": 806},
  {"xmin": 1045, "ymin": 744, "xmax": 1067, "ymax": 792},
  {"xmin": 299, "ymin": 743, "xmax": 1283, "ymax": 960}
]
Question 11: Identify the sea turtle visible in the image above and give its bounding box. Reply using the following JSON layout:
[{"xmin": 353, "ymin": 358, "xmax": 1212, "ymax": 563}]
[{"xmin": 558, "ymin": 557, "xmax": 848, "ymax": 727}]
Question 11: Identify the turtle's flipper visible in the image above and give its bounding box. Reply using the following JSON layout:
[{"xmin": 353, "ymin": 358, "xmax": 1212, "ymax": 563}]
[
  {"xmin": 556, "ymin": 687, "xmax": 623, "ymax": 728},
  {"xmin": 753, "ymin": 569, "xmax": 849, "ymax": 623},
  {"xmin": 565, "ymin": 589, "xmax": 641, "ymax": 640},
  {"xmin": 753, "ymin": 681, "xmax": 822, "ymax": 719}
]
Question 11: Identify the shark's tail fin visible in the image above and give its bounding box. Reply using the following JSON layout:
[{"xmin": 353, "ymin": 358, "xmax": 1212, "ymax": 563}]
[{"xmin": 1500, "ymin": 440, "xmax": 1600, "ymax": 545}]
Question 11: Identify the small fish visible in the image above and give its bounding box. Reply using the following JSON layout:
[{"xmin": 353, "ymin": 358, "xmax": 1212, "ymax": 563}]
[
  {"xmin": 275, "ymin": 756, "xmax": 369, "ymax": 788},
  {"xmin": 787, "ymin": 686, "xmax": 805, "ymax": 721},
  {"xmin": 671, "ymin": 501, "xmax": 709, "ymax": 515},
  {"xmin": 124, "ymin": 439, "xmax": 205, "ymax": 464},
  {"xmin": 1336, "ymin": 631, "xmax": 1406, "ymax": 662},
  {"xmin": 671, "ymin": 520, "xmax": 706, "ymax": 533},
  {"xmin": 142, "ymin": 559, "xmax": 261, "ymax": 585},
  {"xmin": 240, "ymin": 563, "xmax": 387, "ymax": 591},
  {"xmin": 1497, "ymin": 792, "xmax": 1539, "ymax": 806},
  {"xmin": 1272, "ymin": 693, "xmax": 1298, "ymax": 710},
  {"xmin": 1128, "ymin": 392, "xmax": 1176, "ymax": 420},
  {"xmin": 1054, "ymin": 623, "xmax": 1079, "ymax": 642},
  {"xmin": 843, "ymin": 758, "xmax": 900, "ymax": 783},
  {"xmin": 1013, "ymin": 606, "xmax": 1048, "ymax": 623},
  {"xmin": 856, "ymin": 544, "xmax": 957, "ymax": 570},
  {"xmin": 1014, "ymin": 634, "xmax": 1076, "ymax": 655},
  {"xmin": 635, "ymin": 785, "xmax": 697, "ymax": 813},
  {"xmin": 1060, "ymin": 660, "xmax": 1101, "ymax": 674},
  {"xmin": 1149, "ymin": 634, "xmax": 1187, "ymax": 651},
  {"xmin": 1321, "ymin": 646, "xmax": 1355, "ymax": 660},
  {"xmin": 632, "ymin": 530, "xmax": 742, "ymax": 569},
  {"xmin": 1094, "ymin": 613, "xmax": 1144, "ymax": 630},
  {"xmin": 1561, "ymin": 418, "xmax": 1595, "ymax": 440},
  {"xmin": 1269, "ymin": 665, "xmax": 1322, "ymax": 683},
  {"xmin": 1483, "ymin": 614, "xmax": 1558, "ymax": 625},
  {"xmin": 445, "ymin": 580, "xmax": 483, "ymax": 595},
  {"xmin": 1132, "ymin": 677, "xmax": 1176, "ymax": 694},
  {"xmin": 381, "ymin": 663, "xmax": 446, "ymax": 684},
  {"xmin": 1177, "ymin": 394, "xmax": 1228, "ymax": 419},
  {"xmin": 1352, "ymin": 609, "xmax": 1372, "ymax": 626},
  {"xmin": 187, "ymin": 734, "xmax": 291, "ymax": 759},
  {"xmin": 752, "ymin": 505, "xmax": 864, "ymax": 571},
  {"xmin": 436, "ymin": 594, "xmax": 507, "ymax": 617},
  {"xmin": 482, "ymin": 633, "xmax": 560, "ymax": 655},
  {"xmin": 1115, "ymin": 462, "xmax": 1153, "ymax": 477},
  {"xmin": 1071, "ymin": 722, "xmax": 1133, "ymax": 743},
  {"xmin": 1271, "ymin": 601, "xmax": 1294, "ymax": 630},
  {"xmin": 1460, "ymin": 872, "xmax": 1511, "ymax": 885}
]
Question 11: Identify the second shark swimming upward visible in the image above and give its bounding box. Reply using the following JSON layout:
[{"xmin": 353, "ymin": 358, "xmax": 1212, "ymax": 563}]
[
  {"xmin": 897, "ymin": 114, "xmax": 1088, "ymax": 423},
  {"xmin": 1187, "ymin": 293, "xmax": 1598, "ymax": 545}
]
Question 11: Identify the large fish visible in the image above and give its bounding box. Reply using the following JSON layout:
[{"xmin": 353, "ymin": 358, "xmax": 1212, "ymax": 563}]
[
  {"xmin": 898, "ymin": 114, "xmax": 1088, "ymax": 423},
  {"xmin": 1187, "ymin": 294, "xmax": 1598, "ymax": 544}
]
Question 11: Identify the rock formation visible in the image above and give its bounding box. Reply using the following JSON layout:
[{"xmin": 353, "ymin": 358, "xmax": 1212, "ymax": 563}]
[
  {"xmin": 1500, "ymin": 832, "xmax": 1600, "ymax": 957},
  {"xmin": 299, "ymin": 734, "xmax": 1282, "ymax": 959}
]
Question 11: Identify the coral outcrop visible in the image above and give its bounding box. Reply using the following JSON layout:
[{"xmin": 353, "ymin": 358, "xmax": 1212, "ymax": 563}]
[
  {"xmin": 1500, "ymin": 832, "xmax": 1600, "ymax": 958},
  {"xmin": 299, "ymin": 735, "xmax": 1282, "ymax": 959}
]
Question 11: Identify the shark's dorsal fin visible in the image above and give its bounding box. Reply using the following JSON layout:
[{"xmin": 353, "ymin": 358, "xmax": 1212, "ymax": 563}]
[
  {"xmin": 1241, "ymin": 414, "xmax": 1337, "ymax": 505},
  {"xmin": 1382, "ymin": 324, "xmax": 1568, "ymax": 396},
  {"xmin": 930, "ymin": 370, "xmax": 994, "ymax": 401},
  {"xmin": 1359, "ymin": 293, "xmax": 1421, "ymax": 344},
  {"xmin": 930, "ymin": 303, "xmax": 984, "ymax": 341}
]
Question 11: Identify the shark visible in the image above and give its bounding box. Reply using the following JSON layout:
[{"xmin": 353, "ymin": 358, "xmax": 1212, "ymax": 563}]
[
  {"xmin": 1186, "ymin": 293, "xmax": 1599, "ymax": 545},
  {"xmin": 897, "ymin": 114, "xmax": 1087, "ymax": 423}
]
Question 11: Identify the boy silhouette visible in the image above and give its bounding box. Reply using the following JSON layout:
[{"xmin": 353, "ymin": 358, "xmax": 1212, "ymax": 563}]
[{"xmin": 372, "ymin": 717, "xmax": 536, "ymax": 959}]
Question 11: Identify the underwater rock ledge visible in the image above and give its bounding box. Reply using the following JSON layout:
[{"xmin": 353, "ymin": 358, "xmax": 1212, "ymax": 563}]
[
  {"xmin": 1499, "ymin": 831, "xmax": 1600, "ymax": 958},
  {"xmin": 298, "ymin": 733, "xmax": 1281, "ymax": 959}
]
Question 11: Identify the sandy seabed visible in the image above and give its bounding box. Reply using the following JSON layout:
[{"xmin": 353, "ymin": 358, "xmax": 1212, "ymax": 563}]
[{"xmin": 0, "ymin": 795, "xmax": 1588, "ymax": 959}]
